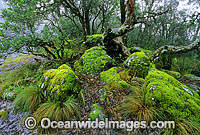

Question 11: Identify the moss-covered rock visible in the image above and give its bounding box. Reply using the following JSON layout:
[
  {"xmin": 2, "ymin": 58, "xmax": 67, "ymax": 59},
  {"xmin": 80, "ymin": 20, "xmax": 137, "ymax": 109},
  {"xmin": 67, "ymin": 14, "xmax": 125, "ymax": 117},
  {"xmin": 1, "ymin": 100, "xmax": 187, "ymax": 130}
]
[
  {"xmin": 100, "ymin": 67, "xmax": 131, "ymax": 89},
  {"xmin": 162, "ymin": 69, "xmax": 181, "ymax": 79},
  {"xmin": 128, "ymin": 47, "xmax": 153, "ymax": 57},
  {"xmin": 40, "ymin": 64, "xmax": 81, "ymax": 102},
  {"xmin": 82, "ymin": 34, "xmax": 103, "ymax": 48},
  {"xmin": 74, "ymin": 46, "xmax": 115, "ymax": 75},
  {"xmin": 145, "ymin": 70, "xmax": 200, "ymax": 119},
  {"xmin": 124, "ymin": 51, "xmax": 151, "ymax": 78}
]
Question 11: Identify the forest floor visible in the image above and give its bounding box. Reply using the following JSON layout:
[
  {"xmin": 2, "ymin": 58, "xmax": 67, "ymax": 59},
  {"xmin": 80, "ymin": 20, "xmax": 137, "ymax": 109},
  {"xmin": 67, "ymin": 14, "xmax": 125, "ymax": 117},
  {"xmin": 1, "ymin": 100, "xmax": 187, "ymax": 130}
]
[{"xmin": 0, "ymin": 54, "xmax": 199, "ymax": 135}]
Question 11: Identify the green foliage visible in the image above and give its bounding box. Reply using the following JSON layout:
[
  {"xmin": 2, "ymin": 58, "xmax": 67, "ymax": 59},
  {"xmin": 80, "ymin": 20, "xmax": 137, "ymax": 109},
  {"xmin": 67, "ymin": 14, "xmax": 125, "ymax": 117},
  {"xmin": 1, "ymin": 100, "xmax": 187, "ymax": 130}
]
[
  {"xmin": 74, "ymin": 46, "xmax": 115, "ymax": 75},
  {"xmin": 89, "ymin": 103, "xmax": 104, "ymax": 120},
  {"xmin": 40, "ymin": 64, "xmax": 81, "ymax": 103},
  {"xmin": 145, "ymin": 70, "xmax": 200, "ymax": 120},
  {"xmin": 171, "ymin": 51, "xmax": 200, "ymax": 75}
]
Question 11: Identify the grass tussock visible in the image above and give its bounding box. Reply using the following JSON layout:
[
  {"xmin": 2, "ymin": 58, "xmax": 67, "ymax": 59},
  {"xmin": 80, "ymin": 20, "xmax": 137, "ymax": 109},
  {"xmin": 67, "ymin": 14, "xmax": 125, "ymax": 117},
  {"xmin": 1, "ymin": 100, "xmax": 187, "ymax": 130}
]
[
  {"xmin": 14, "ymin": 85, "xmax": 42, "ymax": 113},
  {"xmin": 161, "ymin": 118, "xmax": 200, "ymax": 135},
  {"xmin": 117, "ymin": 87, "xmax": 162, "ymax": 123},
  {"xmin": 34, "ymin": 98, "xmax": 79, "ymax": 122}
]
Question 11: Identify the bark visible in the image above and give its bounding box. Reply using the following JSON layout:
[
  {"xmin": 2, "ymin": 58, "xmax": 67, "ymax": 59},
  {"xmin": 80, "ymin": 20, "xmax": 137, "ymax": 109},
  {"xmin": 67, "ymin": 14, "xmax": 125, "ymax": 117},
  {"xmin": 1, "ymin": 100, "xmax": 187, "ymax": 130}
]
[
  {"xmin": 120, "ymin": 0, "xmax": 126, "ymax": 24},
  {"xmin": 151, "ymin": 37, "xmax": 200, "ymax": 61}
]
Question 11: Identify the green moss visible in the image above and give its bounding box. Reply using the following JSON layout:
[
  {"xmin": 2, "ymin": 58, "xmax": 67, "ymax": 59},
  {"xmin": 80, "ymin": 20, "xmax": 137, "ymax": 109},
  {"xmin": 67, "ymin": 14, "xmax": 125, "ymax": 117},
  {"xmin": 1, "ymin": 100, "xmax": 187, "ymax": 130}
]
[
  {"xmin": 145, "ymin": 70, "xmax": 200, "ymax": 119},
  {"xmin": 0, "ymin": 110, "xmax": 8, "ymax": 120},
  {"xmin": 0, "ymin": 54, "xmax": 34, "ymax": 72},
  {"xmin": 183, "ymin": 74, "xmax": 197, "ymax": 78},
  {"xmin": 100, "ymin": 67, "xmax": 131, "ymax": 89},
  {"xmin": 40, "ymin": 64, "xmax": 81, "ymax": 102},
  {"xmin": 58, "ymin": 64, "xmax": 72, "ymax": 70},
  {"xmin": 162, "ymin": 69, "xmax": 181, "ymax": 79},
  {"xmin": 128, "ymin": 47, "xmax": 153, "ymax": 57},
  {"xmin": 83, "ymin": 34, "xmax": 103, "ymax": 48},
  {"xmin": 74, "ymin": 46, "xmax": 115, "ymax": 75},
  {"xmin": 124, "ymin": 51, "xmax": 152, "ymax": 78}
]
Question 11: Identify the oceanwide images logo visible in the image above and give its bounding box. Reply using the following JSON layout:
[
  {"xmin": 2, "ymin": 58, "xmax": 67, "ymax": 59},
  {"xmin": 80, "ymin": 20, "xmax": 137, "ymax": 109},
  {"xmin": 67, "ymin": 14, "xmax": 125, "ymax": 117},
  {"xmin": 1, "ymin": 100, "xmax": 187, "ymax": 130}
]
[{"xmin": 25, "ymin": 117, "xmax": 175, "ymax": 131}]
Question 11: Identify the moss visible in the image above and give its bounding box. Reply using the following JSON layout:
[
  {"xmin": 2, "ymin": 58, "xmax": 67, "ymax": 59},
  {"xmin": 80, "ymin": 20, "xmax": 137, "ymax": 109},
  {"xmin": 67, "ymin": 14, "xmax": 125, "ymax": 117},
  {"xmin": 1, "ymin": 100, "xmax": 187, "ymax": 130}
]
[
  {"xmin": 74, "ymin": 46, "xmax": 115, "ymax": 75},
  {"xmin": 0, "ymin": 54, "xmax": 34, "ymax": 72},
  {"xmin": 82, "ymin": 34, "xmax": 103, "ymax": 48},
  {"xmin": 145, "ymin": 70, "xmax": 200, "ymax": 119},
  {"xmin": 40, "ymin": 64, "xmax": 81, "ymax": 102},
  {"xmin": 183, "ymin": 74, "xmax": 197, "ymax": 78},
  {"xmin": 128, "ymin": 47, "xmax": 153, "ymax": 57},
  {"xmin": 100, "ymin": 67, "xmax": 132, "ymax": 89},
  {"xmin": 162, "ymin": 69, "xmax": 181, "ymax": 79},
  {"xmin": 124, "ymin": 51, "xmax": 152, "ymax": 78},
  {"xmin": 0, "ymin": 110, "xmax": 8, "ymax": 120}
]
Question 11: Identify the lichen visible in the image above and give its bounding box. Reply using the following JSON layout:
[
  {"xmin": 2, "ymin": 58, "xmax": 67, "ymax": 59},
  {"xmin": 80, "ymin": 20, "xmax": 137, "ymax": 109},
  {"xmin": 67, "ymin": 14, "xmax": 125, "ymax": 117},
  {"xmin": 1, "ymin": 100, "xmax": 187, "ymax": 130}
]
[
  {"xmin": 74, "ymin": 46, "xmax": 115, "ymax": 75},
  {"xmin": 40, "ymin": 64, "xmax": 81, "ymax": 102},
  {"xmin": 145, "ymin": 70, "xmax": 200, "ymax": 119},
  {"xmin": 124, "ymin": 51, "xmax": 152, "ymax": 78}
]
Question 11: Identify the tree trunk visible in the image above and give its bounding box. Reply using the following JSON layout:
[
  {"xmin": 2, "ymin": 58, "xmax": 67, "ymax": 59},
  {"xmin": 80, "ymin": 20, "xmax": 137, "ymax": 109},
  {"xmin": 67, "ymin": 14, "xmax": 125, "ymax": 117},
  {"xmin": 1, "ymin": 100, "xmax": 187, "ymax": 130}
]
[{"xmin": 120, "ymin": 0, "xmax": 126, "ymax": 24}]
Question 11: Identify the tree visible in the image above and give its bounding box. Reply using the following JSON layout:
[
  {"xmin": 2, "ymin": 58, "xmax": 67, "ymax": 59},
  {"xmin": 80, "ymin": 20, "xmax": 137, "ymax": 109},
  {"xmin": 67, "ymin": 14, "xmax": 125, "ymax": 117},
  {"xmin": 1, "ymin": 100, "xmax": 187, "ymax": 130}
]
[{"xmin": 0, "ymin": 0, "xmax": 119, "ymax": 61}]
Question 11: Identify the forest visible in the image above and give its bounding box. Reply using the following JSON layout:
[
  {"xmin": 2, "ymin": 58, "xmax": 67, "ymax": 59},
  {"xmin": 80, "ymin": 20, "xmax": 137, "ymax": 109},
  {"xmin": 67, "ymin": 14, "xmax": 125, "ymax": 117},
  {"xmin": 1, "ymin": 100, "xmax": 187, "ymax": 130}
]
[{"xmin": 0, "ymin": 0, "xmax": 200, "ymax": 134}]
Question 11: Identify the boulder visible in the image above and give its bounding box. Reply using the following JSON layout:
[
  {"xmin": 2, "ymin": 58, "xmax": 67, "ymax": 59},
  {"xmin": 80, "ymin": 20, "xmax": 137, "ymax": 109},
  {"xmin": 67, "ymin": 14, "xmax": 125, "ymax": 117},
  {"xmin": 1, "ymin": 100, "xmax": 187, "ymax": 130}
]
[
  {"xmin": 145, "ymin": 70, "xmax": 200, "ymax": 119},
  {"xmin": 74, "ymin": 46, "xmax": 115, "ymax": 75},
  {"xmin": 100, "ymin": 67, "xmax": 131, "ymax": 89},
  {"xmin": 124, "ymin": 51, "xmax": 152, "ymax": 78},
  {"xmin": 40, "ymin": 64, "xmax": 81, "ymax": 102}
]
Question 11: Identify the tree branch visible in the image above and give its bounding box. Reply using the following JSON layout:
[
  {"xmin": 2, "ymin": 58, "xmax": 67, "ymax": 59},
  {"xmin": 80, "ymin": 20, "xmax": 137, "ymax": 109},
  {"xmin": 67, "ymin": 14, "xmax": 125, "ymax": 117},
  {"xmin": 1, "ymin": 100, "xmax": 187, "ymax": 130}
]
[{"xmin": 151, "ymin": 37, "xmax": 200, "ymax": 61}]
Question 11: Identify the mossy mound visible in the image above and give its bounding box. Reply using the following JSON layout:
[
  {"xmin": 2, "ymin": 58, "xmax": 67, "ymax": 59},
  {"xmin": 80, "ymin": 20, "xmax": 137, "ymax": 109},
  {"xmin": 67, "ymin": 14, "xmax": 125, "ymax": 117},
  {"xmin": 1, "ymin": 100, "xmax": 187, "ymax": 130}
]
[
  {"xmin": 162, "ymin": 69, "xmax": 181, "ymax": 79},
  {"xmin": 74, "ymin": 46, "xmax": 115, "ymax": 75},
  {"xmin": 145, "ymin": 70, "xmax": 200, "ymax": 119},
  {"xmin": 124, "ymin": 51, "xmax": 151, "ymax": 78},
  {"xmin": 100, "ymin": 67, "xmax": 131, "ymax": 89},
  {"xmin": 82, "ymin": 34, "xmax": 103, "ymax": 48},
  {"xmin": 128, "ymin": 47, "xmax": 153, "ymax": 57},
  {"xmin": 40, "ymin": 64, "xmax": 81, "ymax": 102}
]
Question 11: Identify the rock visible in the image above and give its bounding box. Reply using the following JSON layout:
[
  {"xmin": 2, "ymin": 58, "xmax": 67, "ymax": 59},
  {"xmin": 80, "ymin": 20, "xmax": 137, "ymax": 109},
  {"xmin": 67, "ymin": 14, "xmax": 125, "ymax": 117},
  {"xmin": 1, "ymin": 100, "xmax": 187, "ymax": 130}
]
[
  {"xmin": 145, "ymin": 70, "xmax": 200, "ymax": 119},
  {"xmin": 40, "ymin": 64, "xmax": 81, "ymax": 102},
  {"xmin": 123, "ymin": 51, "xmax": 152, "ymax": 78},
  {"xmin": 82, "ymin": 34, "xmax": 103, "ymax": 48},
  {"xmin": 74, "ymin": 46, "xmax": 115, "ymax": 75},
  {"xmin": 128, "ymin": 47, "xmax": 153, "ymax": 57},
  {"xmin": 100, "ymin": 67, "xmax": 131, "ymax": 89},
  {"xmin": 186, "ymin": 83, "xmax": 200, "ymax": 95},
  {"xmin": 162, "ymin": 69, "xmax": 181, "ymax": 79}
]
